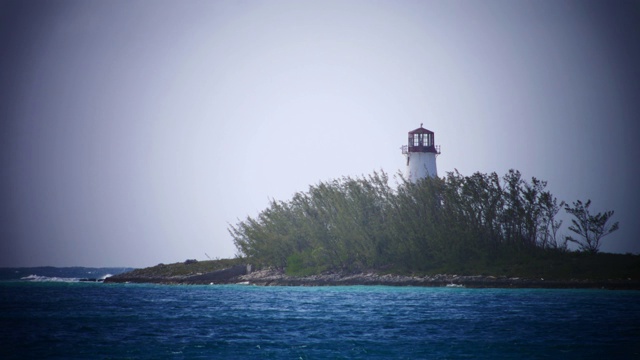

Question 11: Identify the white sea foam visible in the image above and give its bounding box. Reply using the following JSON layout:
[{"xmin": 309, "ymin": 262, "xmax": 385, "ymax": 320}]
[
  {"xmin": 21, "ymin": 274, "xmax": 80, "ymax": 282},
  {"xmin": 446, "ymin": 283, "xmax": 464, "ymax": 288}
]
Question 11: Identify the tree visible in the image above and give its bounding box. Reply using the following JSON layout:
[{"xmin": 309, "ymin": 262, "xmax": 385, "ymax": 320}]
[
  {"xmin": 537, "ymin": 192, "xmax": 565, "ymax": 250},
  {"xmin": 564, "ymin": 200, "xmax": 619, "ymax": 253},
  {"xmin": 229, "ymin": 168, "xmax": 587, "ymax": 273}
]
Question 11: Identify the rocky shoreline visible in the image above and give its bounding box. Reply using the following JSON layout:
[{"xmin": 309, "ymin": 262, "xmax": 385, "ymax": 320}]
[
  {"xmin": 239, "ymin": 268, "xmax": 640, "ymax": 289},
  {"xmin": 104, "ymin": 265, "xmax": 640, "ymax": 290}
]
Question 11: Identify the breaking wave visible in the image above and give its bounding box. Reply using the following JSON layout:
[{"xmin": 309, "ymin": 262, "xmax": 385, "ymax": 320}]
[
  {"xmin": 21, "ymin": 274, "xmax": 81, "ymax": 282},
  {"xmin": 20, "ymin": 274, "xmax": 113, "ymax": 282},
  {"xmin": 0, "ymin": 267, "xmax": 133, "ymax": 282}
]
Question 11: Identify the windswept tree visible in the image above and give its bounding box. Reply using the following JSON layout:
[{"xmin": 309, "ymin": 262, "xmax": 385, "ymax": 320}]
[
  {"xmin": 564, "ymin": 200, "xmax": 619, "ymax": 253},
  {"xmin": 229, "ymin": 168, "xmax": 571, "ymax": 274},
  {"xmin": 537, "ymin": 191, "xmax": 565, "ymax": 250}
]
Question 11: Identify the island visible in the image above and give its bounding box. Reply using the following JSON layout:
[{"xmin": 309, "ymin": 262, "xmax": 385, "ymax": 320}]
[{"xmin": 107, "ymin": 169, "xmax": 639, "ymax": 289}]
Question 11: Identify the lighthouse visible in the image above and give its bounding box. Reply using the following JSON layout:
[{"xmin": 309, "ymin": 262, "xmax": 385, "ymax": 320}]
[{"xmin": 401, "ymin": 124, "xmax": 441, "ymax": 182}]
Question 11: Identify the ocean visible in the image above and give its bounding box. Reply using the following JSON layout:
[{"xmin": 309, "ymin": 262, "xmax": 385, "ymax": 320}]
[{"xmin": 1, "ymin": 268, "xmax": 639, "ymax": 359}]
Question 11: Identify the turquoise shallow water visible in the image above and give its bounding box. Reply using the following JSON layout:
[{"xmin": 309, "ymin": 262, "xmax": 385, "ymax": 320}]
[{"xmin": 1, "ymin": 278, "xmax": 639, "ymax": 359}]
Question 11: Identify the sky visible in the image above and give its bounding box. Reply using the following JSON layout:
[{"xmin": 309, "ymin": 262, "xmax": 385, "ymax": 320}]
[{"xmin": 1, "ymin": 0, "xmax": 639, "ymax": 268}]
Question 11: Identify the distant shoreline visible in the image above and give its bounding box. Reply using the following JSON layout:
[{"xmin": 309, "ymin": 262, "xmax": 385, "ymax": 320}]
[{"xmin": 105, "ymin": 266, "xmax": 640, "ymax": 290}]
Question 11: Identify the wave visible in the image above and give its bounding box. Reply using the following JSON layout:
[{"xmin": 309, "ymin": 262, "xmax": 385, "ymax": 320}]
[
  {"xmin": 1, "ymin": 267, "xmax": 134, "ymax": 281},
  {"xmin": 20, "ymin": 273, "xmax": 113, "ymax": 283},
  {"xmin": 21, "ymin": 274, "xmax": 82, "ymax": 282}
]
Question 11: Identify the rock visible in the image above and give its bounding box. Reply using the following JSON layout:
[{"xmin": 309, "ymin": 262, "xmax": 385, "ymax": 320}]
[
  {"xmin": 106, "ymin": 265, "xmax": 640, "ymax": 289},
  {"xmin": 234, "ymin": 268, "xmax": 640, "ymax": 289}
]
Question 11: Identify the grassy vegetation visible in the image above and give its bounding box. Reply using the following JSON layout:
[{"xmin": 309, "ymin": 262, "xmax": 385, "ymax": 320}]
[{"xmin": 119, "ymin": 258, "xmax": 246, "ymax": 278}]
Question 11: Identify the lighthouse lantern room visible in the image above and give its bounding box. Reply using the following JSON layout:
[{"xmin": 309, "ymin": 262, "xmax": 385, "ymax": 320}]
[{"xmin": 401, "ymin": 124, "xmax": 441, "ymax": 182}]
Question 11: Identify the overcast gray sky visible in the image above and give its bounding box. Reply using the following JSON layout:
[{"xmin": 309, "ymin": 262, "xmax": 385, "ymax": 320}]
[{"xmin": 1, "ymin": 0, "xmax": 639, "ymax": 267}]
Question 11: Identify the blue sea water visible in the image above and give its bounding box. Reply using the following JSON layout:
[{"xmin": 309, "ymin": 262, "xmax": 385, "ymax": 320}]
[{"xmin": 1, "ymin": 270, "xmax": 639, "ymax": 359}]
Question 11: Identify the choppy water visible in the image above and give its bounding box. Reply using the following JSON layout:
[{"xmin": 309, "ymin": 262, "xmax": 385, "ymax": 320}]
[
  {"xmin": 1, "ymin": 271, "xmax": 639, "ymax": 359},
  {"xmin": 0, "ymin": 267, "xmax": 134, "ymax": 282}
]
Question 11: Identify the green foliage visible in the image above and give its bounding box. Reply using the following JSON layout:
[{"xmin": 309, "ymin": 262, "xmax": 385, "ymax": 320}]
[
  {"xmin": 228, "ymin": 169, "xmax": 621, "ymax": 276},
  {"xmin": 285, "ymin": 251, "xmax": 326, "ymax": 276},
  {"xmin": 565, "ymin": 199, "xmax": 620, "ymax": 253}
]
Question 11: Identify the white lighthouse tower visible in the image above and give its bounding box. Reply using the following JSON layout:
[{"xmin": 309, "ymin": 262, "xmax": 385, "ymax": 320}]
[{"xmin": 401, "ymin": 124, "xmax": 441, "ymax": 182}]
